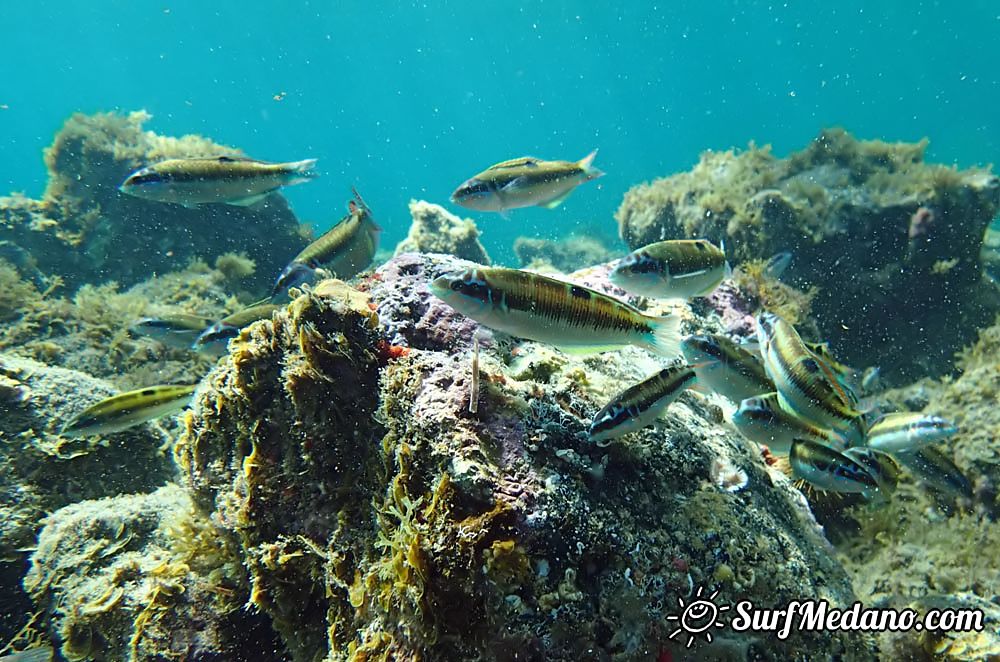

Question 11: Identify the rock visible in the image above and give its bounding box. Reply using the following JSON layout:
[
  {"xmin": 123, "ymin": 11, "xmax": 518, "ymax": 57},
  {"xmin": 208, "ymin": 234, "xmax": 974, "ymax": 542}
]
[
  {"xmin": 394, "ymin": 200, "xmax": 490, "ymax": 264},
  {"xmin": 0, "ymin": 111, "xmax": 309, "ymax": 292},
  {"xmin": 513, "ymin": 235, "xmax": 614, "ymax": 273},
  {"xmin": 174, "ymin": 257, "xmax": 873, "ymax": 661},
  {"xmin": 616, "ymin": 128, "xmax": 1000, "ymax": 382},
  {"xmin": 0, "ymin": 354, "xmax": 174, "ymax": 557},
  {"xmin": 24, "ymin": 484, "xmax": 276, "ymax": 661}
]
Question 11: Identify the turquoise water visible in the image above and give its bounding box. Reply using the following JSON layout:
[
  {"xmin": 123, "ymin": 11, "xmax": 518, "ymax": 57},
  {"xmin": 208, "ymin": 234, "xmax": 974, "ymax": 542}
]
[{"xmin": 2, "ymin": 1, "xmax": 997, "ymax": 259}]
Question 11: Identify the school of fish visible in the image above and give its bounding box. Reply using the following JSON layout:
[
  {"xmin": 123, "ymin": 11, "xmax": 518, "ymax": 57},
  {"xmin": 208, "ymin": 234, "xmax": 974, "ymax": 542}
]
[{"xmin": 68, "ymin": 149, "xmax": 966, "ymax": 510}]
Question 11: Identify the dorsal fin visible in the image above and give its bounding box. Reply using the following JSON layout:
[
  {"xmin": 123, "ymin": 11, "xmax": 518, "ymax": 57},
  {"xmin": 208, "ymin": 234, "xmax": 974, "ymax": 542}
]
[{"xmin": 487, "ymin": 156, "xmax": 541, "ymax": 171}]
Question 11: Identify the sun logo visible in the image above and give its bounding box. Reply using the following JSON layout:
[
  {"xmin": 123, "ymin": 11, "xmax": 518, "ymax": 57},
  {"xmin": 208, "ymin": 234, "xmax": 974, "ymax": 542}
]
[{"xmin": 665, "ymin": 585, "xmax": 730, "ymax": 648}]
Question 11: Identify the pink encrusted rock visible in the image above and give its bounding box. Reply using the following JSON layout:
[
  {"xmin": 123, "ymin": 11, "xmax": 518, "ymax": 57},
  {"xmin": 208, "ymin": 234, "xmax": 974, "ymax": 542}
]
[{"xmin": 705, "ymin": 281, "xmax": 758, "ymax": 338}]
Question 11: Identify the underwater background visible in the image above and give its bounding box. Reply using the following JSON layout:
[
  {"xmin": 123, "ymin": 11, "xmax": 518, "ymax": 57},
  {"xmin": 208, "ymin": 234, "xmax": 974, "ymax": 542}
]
[
  {"xmin": 2, "ymin": 2, "xmax": 1000, "ymax": 662},
  {"xmin": 2, "ymin": 1, "xmax": 998, "ymax": 259}
]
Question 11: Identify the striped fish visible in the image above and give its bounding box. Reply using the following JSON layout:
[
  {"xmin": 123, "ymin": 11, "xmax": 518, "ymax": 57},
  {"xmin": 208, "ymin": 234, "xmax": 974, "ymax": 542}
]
[
  {"xmin": 681, "ymin": 334, "xmax": 775, "ymax": 403},
  {"xmin": 895, "ymin": 446, "xmax": 973, "ymax": 499},
  {"xmin": 756, "ymin": 313, "xmax": 867, "ymax": 446},
  {"xmin": 789, "ymin": 438, "xmax": 881, "ymax": 499},
  {"xmin": 865, "ymin": 412, "xmax": 958, "ymax": 453},
  {"xmin": 119, "ymin": 156, "xmax": 317, "ymax": 207},
  {"xmin": 843, "ymin": 447, "xmax": 901, "ymax": 500},
  {"xmin": 193, "ymin": 302, "xmax": 281, "ymax": 356},
  {"xmin": 589, "ymin": 364, "xmax": 698, "ymax": 445},
  {"xmin": 271, "ymin": 188, "xmax": 381, "ymax": 297},
  {"xmin": 450, "ymin": 151, "xmax": 603, "ymax": 213},
  {"xmin": 61, "ymin": 384, "xmax": 197, "ymax": 438},
  {"xmin": 610, "ymin": 239, "xmax": 731, "ymax": 299},
  {"xmin": 129, "ymin": 313, "xmax": 215, "ymax": 351},
  {"xmin": 429, "ymin": 267, "xmax": 681, "ymax": 356},
  {"xmin": 733, "ymin": 393, "xmax": 847, "ymax": 455}
]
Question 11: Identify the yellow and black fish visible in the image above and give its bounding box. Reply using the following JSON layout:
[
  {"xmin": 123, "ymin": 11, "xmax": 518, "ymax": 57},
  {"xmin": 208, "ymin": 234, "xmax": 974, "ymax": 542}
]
[
  {"xmin": 119, "ymin": 156, "xmax": 317, "ymax": 207},
  {"xmin": 733, "ymin": 393, "xmax": 847, "ymax": 455},
  {"xmin": 610, "ymin": 239, "xmax": 730, "ymax": 299},
  {"xmin": 865, "ymin": 412, "xmax": 958, "ymax": 453},
  {"xmin": 129, "ymin": 313, "xmax": 215, "ymax": 351},
  {"xmin": 450, "ymin": 151, "xmax": 603, "ymax": 213},
  {"xmin": 589, "ymin": 364, "xmax": 699, "ymax": 445},
  {"xmin": 756, "ymin": 313, "xmax": 867, "ymax": 446},
  {"xmin": 193, "ymin": 302, "xmax": 281, "ymax": 356},
  {"xmin": 681, "ymin": 334, "xmax": 774, "ymax": 404},
  {"xmin": 789, "ymin": 438, "xmax": 881, "ymax": 500},
  {"xmin": 271, "ymin": 188, "xmax": 381, "ymax": 297},
  {"xmin": 61, "ymin": 384, "xmax": 197, "ymax": 438},
  {"xmin": 430, "ymin": 267, "xmax": 681, "ymax": 356}
]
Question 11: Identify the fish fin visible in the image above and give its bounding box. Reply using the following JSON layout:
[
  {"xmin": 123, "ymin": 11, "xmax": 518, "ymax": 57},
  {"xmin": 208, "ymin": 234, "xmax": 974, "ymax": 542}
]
[
  {"xmin": 724, "ymin": 260, "xmax": 733, "ymax": 279},
  {"xmin": 578, "ymin": 149, "xmax": 604, "ymax": 179},
  {"xmin": 288, "ymin": 158, "xmax": 319, "ymax": 179},
  {"xmin": 538, "ymin": 190, "xmax": 574, "ymax": 210},
  {"xmin": 227, "ymin": 192, "xmax": 272, "ymax": 207},
  {"xmin": 501, "ymin": 176, "xmax": 530, "ymax": 192},
  {"xmin": 641, "ymin": 313, "xmax": 683, "ymax": 358},
  {"xmin": 556, "ymin": 344, "xmax": 626, "ymax": 355},
  {"xmin": 670, "ymin": 268, "xmax": 711, "ymax": 280}
]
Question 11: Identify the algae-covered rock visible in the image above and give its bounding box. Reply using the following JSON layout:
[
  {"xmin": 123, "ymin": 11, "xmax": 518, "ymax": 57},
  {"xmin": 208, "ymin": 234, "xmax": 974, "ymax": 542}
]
[
  {"xmin": 394, "ymin": 199, "xmax": 491, "ymax": 264},
  {"xmin": 0, "ymin": 354, "xmax": 174, "ymax": 556},
  {"xmin": 616, "ymin": 129, "xmax": 1000, "ymax": 381},
  {"xmin": 24, "ymin": 484, "xmax": 274, "ymax": 661},
  {"xmin": 0, "ymin": 111, "xmax": 308, "ymax": 291},
  {"xmin": 513, "ymin": 235, "xmax": 615, "ymax": 273},
  {"xmin": 176, "ymin": 254, "xmax": 873, "ymax": 661}
]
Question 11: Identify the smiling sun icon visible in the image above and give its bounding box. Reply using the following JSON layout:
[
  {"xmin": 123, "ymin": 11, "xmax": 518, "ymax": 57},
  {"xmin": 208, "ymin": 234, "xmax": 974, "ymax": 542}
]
[{"xmin": 665, "ymin": 585, "xmax": 731, "ymax": 648}]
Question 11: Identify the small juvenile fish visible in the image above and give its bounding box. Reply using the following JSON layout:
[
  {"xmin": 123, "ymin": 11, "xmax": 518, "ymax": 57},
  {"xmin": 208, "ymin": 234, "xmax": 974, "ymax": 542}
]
[
  {"xmin": 430, "ymin": 267, "xmax": 681, "ymax": 356},
  {"xmin": 119, "ymin": 156, "xmax": 318, "ymax": 207},
  {"xmin": 589, "ymin": 364, "xmax": 698, "ymax": 445},
  {"xmin": 843, "ymin": 446, "xmax": 901, "ymax": 500},
  {"xmin": 450, "ymin": 151, "xmax": 603, "ymax": 213},
  {"xmin": 733, "ymin": 393, "xmax": 847, "ymax": 455},
  {"xmin": 764, "ymin": 251, "xmax": 793, "ymax": 279},
  {"xmin": 895, "ymin": 446, "xmax": 973, "ymax": 499},
  {"xmin": 756, "ymin": 313, "xmax": 867, "ymax": 446},
  {"xmin": 866, "ymin": 412, "xmax": 958, "ymax": 453},
  {"xmin": 789, "ymin": 438, "xmax": 881, "ymax": 499},
  {"xmin": 129, "ymin": 313, "xmax": 215, "ymax": 351},
  {"xmin": 610, "ymin": 239, "xmax": 731, "ymax": 299},
  {"xmin": 272, "ymin": 188, "xmax": 381, "ymax": 297},
  {"xmin": 681, "ymin": 334, "xmax": 774, "ymax": 403},
  {"xmin": 61, "ymin": 384, "xmax": 197, "ymax": 437},
  {"xmin": 192, "ymin": 302, "xmax": 281, "ymax": 355}
]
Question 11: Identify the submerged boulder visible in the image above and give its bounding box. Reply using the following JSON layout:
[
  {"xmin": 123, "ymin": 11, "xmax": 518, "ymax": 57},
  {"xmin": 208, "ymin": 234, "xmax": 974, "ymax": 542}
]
[
  {"xmin": 394, "ymin": 199, "xmax": 491, "ymax": 264},
  {"xmin": 616, "ymin": 128, "xmax": 1000, "ymax": 382},
  {"xmin": 175, "ymin": 254, "xmax": 873, "ymax": 660}
]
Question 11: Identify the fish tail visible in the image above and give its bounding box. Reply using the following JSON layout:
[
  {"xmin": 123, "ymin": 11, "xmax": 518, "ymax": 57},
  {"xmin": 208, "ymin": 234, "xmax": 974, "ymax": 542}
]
[
  {"xmin": 641, "ymin": 313, "xmax": 682, "ymax": 358},
  {"xmin": 286, "ymin": 158, "xmax": 320, "ymax": 183},
  {"xmin": 579, "ymin": 149, "xmax": 604, "ymax": 179}
]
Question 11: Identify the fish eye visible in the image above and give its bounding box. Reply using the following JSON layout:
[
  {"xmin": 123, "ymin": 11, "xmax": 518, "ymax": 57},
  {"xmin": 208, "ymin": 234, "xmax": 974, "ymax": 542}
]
[{"xmin": 450, "ymin": 280, "xmax": 463, "ymax": 291}]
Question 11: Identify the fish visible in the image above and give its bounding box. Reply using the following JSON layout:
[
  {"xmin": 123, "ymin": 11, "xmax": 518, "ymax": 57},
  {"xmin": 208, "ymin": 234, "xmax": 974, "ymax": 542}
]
[
  {"xmin": 192, "ymin": 302, "xmax": 281, "ymax": 356},
  {"xmin": 755, "ymin": 312, "xmax": 867, "ymax": 446},
  {"xmin": 589, "ymin": 364, "xmax": 698, "ymax": 445},
  {"xmin": 843, "ymin": 446, "xmax": 901, "ymax": 500},
  {"xmin": 609, "ymin": 239, "xmax": 731, "ymax": 299},
  {"xmin": 429, "ymin": 267, "xmax": 681, "ymax": 357},
  {"xmin": 0, "ymin": 647, "xmax": 53, "ymax": 662},
  {"xmin": 865, "ymin": 412, "xmax": 958, "ymax": 453},
  {"xmin": 681, "ymin": 334, "xmax": 774, "ymax": 403},
  {"xmin": 61, "ymin": 384, "xmax": 197, "ymax": 438},
  {"xmin": 119, "ymin": 156, "xmax": 318, "ymax": 208},
  {"xmin": 129, "ymin": 313, "xmax": 215, "ymax": 351},
  {"xmin": 272, "ymin": 188, "xmax": 381, "ymax": 297},
  {"xmin": 764, "ymin": 251, "xmax": 793, "ymax": 279},
  {"xmin": 895, "ymin": 445, "xmax": 973, "ymax": 499},
  {"xmin": 450, "ymin": 150, "xmax": 604, "ymax": 213},
  {"xmin": 732, "ymin": 393, "xmax": 848, "ymax": 455},
  {"xmin": 789, "ymin": 438, "xmax": 881, "ymax": 499}
]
